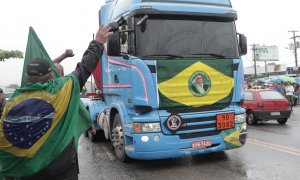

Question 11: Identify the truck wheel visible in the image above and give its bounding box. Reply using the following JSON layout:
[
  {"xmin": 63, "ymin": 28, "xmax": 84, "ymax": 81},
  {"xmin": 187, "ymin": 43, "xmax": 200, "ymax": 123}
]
[
  {"xmin": 246, "ymin": 111, "xmax": 257, "ymax": 125},
  {"xmin": 277, "ymin": 118, "xmax": 288, "ymax": 124},
  {"xmin": 111, "ymin": 113, "xmax": 129, "ymax": 162}
]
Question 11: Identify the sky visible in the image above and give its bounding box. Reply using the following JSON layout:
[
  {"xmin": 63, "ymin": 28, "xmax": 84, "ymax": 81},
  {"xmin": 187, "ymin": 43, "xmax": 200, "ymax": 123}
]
[{"xmin": 1, "ymin": 0, "xmax": 300, "ymax": 86}]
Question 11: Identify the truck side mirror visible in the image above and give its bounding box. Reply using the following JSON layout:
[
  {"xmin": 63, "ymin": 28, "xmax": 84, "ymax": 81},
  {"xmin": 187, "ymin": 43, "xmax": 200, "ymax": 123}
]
[
  {"xmin": 107, "ymin": 32, "xmax": 120, "ymax": 56},
  {"xmin": 108, "ymin": 22, "xmax": 119, "ymax": 32},
  {"xmin": 238, "ymin": 34, "xmax": 247, "ymax": 56},
  {"xmin": 108, "ymin": 17, "xmax": 126, "ymax": 32}
]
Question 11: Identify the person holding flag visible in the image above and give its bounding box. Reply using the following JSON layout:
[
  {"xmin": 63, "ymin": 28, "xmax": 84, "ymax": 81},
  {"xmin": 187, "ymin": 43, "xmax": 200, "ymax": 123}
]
[{"xmin": 0, "ymin": 25, "xmax": 110, "ymax": 180}]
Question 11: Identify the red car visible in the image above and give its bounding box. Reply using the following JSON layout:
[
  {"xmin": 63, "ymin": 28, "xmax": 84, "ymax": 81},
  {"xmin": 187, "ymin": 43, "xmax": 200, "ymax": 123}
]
[{"xmin": 243, "ymin": 89, "xmax": 291, "ymax": 125}]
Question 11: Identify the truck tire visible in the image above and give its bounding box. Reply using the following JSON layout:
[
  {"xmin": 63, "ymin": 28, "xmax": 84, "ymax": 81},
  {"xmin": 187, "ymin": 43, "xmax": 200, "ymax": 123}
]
[
  {"xmin": 246, "ymin": 111, "xmax": 257, "ymax": 125},
  {"xmin": 111, "ymin": 113, "xmax": 130, "ymax": 162},
  {"xmin": 277, "ymin": 118, "xmax": 288, "ymax": 124}
]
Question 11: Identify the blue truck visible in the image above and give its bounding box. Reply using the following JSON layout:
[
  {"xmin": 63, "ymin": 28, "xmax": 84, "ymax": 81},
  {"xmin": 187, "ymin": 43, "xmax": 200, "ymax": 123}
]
[{"xmin": 84, "ymin": 0, "xmax": 248, "ymax": 162}]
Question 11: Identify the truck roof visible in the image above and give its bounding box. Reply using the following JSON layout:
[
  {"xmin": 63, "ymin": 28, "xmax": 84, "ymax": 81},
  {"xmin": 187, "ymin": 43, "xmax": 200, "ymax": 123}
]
[
  {"xmin": 105, "ymin": 0, "xmax": 231, "ymax": 7},
  {"xmin": 141, "ymin": 0, "xmax": 232, "ymax": 7},
  {"xmin": 102, "ymin": 0, "xmax": 235, "ymax": 24}
]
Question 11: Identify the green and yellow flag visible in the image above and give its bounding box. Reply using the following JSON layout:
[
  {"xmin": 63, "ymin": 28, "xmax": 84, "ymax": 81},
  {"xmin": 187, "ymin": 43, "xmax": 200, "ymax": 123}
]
[
  {"xmin": 0, "ymin": 27, "xmax": 91, "ymax": 178},
  {"xmin": 157, "ymin": 59, "xmax": 234, "ymax": 112},
  {"xmin": 21, "ymin": 27, "xmax": 59, "ymax": 86}
]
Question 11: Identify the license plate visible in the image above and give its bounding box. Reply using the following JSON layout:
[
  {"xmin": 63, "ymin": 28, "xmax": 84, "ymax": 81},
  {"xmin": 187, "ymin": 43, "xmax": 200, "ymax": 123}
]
[
  {"xmin": 192, "ymin": 140, "xmax": 212, "ymax": 149},
  {"xmin": 216, "ymin": 113, "xmax": 235, "ymax": 130},
  {"xmin": 271, "ymin": 112, "xmax": 280, "ymax": 116}
]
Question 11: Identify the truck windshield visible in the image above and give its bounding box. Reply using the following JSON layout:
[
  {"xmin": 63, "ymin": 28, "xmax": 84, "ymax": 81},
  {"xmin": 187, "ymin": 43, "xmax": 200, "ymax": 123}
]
[{"xmin": 135, "ymin": 15, "xmax": 239, "ymax": 59}]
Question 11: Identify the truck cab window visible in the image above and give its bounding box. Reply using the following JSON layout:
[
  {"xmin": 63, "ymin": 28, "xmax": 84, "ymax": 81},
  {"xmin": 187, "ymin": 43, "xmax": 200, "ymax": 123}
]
[{"xmin": 135, "ymin": 15, "xmax": 239, "ymax": 59}]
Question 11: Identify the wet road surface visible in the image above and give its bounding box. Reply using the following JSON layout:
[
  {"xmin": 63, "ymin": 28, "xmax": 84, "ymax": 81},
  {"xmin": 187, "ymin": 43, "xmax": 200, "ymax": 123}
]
[{"xmin": 78, "ymin": 106, "xmax": 300, "ymax": 180}]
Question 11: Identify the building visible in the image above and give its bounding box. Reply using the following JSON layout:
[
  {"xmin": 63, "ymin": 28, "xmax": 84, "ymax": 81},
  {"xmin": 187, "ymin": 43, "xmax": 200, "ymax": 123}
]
[{"xmin": 244, "ymin": 64, "xmax": 287, "ymax": 78}]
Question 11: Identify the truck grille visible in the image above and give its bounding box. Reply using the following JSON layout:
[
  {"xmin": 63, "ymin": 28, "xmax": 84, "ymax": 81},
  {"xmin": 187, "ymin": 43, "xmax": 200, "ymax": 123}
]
[
  {"xmin": 179, "ymin": 130, "xmax": 221, "ymax": 139},
  {"xmin": 164, "ymin": 115, "xmax": 221, "ymax": 139}
]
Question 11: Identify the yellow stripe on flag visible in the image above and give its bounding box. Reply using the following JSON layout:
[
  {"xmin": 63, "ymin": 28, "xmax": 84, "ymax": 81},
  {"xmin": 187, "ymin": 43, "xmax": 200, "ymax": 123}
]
[{"xmin": 0, "ymin": 80, "xmax": 72, "ymax": 157}]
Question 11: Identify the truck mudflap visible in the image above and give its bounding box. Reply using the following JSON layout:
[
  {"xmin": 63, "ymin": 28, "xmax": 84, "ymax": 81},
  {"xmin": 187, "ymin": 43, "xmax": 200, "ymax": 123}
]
[{"xmin": 221, "ymin": 123, "xmax": 247, "ymax": 149}]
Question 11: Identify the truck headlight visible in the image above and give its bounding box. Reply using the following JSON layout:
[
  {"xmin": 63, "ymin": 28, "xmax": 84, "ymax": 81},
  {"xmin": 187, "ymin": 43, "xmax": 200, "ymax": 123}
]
[
  {"xmin": 235, "ymin": 114, "xmax": 246, "ymax": 123},
  {"xmin": 134, "ymin": 122, "xmax": 161, "ymax": 133}
]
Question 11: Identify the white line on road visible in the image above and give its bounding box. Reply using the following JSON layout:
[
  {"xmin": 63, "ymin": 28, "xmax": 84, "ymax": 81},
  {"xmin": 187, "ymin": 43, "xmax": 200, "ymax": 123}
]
[{"xmin": 247, "ymin": 138, "xmax": 300, "ymax": 157}]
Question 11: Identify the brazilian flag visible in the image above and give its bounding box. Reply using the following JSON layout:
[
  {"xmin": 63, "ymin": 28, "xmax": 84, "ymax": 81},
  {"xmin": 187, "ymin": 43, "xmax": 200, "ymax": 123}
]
[
  {"xmin": 157, "ymin": 59, "xmax": 234, "ymax": 112},
  {"xmin": 0, "ymin": 27, "xmax": 92, "ymax": 178}
]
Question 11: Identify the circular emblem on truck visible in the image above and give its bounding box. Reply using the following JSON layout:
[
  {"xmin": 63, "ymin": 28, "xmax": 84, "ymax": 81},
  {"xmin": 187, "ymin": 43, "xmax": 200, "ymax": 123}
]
[
  {"xmin": 166, "ymin": 114, "xmax": 182, "ymax": 132},
  {"xmin": 188, "ymin": 71, "xmax": 211, "ymax": 97}
]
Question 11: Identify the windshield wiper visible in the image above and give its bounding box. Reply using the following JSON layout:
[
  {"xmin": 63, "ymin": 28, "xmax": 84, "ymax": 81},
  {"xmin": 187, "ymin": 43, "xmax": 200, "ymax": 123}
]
[
  {"xmin": 141, "ymin": 54, "xmax": 184, "ymax": 59},
  {"xmin": 188, "ymin": 53, "xmax": 226, "ymax": 58}
]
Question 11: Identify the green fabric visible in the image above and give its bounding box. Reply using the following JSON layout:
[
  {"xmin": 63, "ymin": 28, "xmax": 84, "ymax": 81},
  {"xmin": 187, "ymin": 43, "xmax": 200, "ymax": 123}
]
[
  {"xmin": 21, "ymin": 27, "xmax": 59, "ymax": 87},
  {"xmin": 0, "ymin": 75, "xmax": 91, "ymax": 177}
]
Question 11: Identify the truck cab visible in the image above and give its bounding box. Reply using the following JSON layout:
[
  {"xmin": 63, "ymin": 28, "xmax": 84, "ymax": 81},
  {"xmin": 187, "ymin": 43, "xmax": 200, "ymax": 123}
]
[{"xmin": 85, "ymin": 0, "xmax": 248, "ymax": 162}]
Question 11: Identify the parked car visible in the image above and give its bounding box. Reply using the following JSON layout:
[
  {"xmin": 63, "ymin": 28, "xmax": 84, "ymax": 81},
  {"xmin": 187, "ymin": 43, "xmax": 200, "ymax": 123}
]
[{"xmin": 242, "ymin": 89, "xmax": 291, "ymax": 125}]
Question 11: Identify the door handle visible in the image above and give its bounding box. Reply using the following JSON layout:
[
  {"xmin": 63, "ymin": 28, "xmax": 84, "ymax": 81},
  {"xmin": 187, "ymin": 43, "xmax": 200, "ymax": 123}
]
[{"xmin": 114, "ymin": 74, "xmax": 119, "ymax": 83}]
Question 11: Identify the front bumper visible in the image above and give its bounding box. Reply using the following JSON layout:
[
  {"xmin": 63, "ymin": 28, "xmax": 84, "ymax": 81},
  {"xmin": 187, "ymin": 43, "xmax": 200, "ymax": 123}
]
[
  {"xmin": 124, "ymin": 123, "xmax": 247, "ymax": 160},
  {"xmin": 253, "ymin": 110, "xmax": 291, "ymax": 120}
]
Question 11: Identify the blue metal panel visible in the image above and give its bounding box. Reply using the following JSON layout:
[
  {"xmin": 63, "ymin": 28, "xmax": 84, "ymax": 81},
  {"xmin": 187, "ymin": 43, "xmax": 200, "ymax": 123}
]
[
  {"xmin": 83, "ymin": 100, "xmax": 107, "ymax": 121},
  {"xmin": 106, "ymin": 0, "xmax": 231, "ymax": 6},
  {"xmin": 101, "ymin": 0, "xmax": 235, "ymax": 21},
  {"xmin": 130, "ymin": 57, "xmax": 158, "ymax": 108},
  {"xmin": 102, "ymin": 55, "xmax": 132, "ymax": 108},
  {"xmin": 106, "ymin": 0, "xmax": 236, "ymax": 22},
  {"xmin": 141, "ymin": 0, "xmax": 231, "ymax": 6},
  {"xmin": 130, "ymin": 3, "xmax": 234, "ymax": 14},
  {"xmin": 125, "ymin": 133, "xmax": 227, "ymax": 159},
  {"xmin": 233, "ymin": 58, "xmax": 244, "ymax": 104}
]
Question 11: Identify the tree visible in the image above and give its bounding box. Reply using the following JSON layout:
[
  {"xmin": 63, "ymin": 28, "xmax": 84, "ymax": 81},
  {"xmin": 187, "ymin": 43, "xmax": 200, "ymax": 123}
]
[{"xmin": 0, "ymin": 49, "xmax": 23, "ymax": 61}]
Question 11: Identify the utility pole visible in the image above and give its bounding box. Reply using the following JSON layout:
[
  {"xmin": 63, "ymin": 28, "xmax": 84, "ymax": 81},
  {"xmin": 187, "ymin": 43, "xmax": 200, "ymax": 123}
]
[
  {"xmin": 251, "ymin": 44, "xmax": 258, "ymax": 79},
  {"xmin": 288, "ymin": 30, "xmax": 299, "ymax": 68},
  {"xmin": 264, "ymin": 60, "xmax": 268, "ymax": 77}
]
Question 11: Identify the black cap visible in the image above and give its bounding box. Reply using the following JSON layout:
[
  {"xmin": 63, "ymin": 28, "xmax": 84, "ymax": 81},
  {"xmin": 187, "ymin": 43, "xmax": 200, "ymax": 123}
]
[{"xmin": 27, "ymin": 58, "xmax": 52, "ymax": 76}]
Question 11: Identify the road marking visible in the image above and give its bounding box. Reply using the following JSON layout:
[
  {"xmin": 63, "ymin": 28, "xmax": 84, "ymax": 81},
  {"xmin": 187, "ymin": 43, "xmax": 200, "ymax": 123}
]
[
  {"xmin": 247, "ymin": 138, "xmax": 300, "ymax": 157},
  {"xmin": 101, "ymin": 145, "xmax": 116, "ymax": 161}
]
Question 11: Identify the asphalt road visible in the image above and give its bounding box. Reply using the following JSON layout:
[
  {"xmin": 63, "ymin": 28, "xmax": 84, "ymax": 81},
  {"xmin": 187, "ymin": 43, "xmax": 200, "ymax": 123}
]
[{"xmin": 78, "ymin": 106, "xmax": 300, "ymax": 180}]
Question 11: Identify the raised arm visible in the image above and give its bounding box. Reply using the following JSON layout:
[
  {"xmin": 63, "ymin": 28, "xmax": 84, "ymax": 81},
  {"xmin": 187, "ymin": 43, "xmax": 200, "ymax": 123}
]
[
  {"xmin": 53, "ymin": 49, "xmax": 75, "ymax": 64},
  {"xmin": 72, "ymin": 25, "xmax": 110, "ymax": 89}
]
